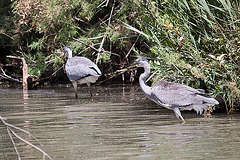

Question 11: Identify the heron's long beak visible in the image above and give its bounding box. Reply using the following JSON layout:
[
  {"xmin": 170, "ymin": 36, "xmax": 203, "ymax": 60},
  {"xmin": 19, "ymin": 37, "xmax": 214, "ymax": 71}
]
[
  {"xmin": 113, "ymin": 62, "xmax": 138, "ymax": 74},
  {"xmin": 124, "ymin": 62, "xmax": 138, "ymax": 69}
]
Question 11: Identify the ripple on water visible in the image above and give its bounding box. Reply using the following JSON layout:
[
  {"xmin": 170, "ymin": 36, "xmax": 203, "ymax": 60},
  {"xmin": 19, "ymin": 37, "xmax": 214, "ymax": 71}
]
[{"xmin": 0, "ymin": 85, "xmax": 239, "ymax": 160}]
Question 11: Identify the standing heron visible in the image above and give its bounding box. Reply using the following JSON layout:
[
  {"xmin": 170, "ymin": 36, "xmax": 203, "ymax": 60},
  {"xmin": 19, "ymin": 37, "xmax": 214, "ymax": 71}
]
[
  {"xmin": 64, "ymin": 47, "xmax": 102, "ymax": 99},
  {"xmin": 127, "ymin": 57, "xmax": 219, "ymax": 123}
]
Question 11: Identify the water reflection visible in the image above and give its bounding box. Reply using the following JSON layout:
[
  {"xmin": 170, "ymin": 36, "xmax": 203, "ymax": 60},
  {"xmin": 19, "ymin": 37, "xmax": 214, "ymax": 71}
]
[{"xmin": 0, "ymin": 85, "xmax": 240, "ymax": 160}]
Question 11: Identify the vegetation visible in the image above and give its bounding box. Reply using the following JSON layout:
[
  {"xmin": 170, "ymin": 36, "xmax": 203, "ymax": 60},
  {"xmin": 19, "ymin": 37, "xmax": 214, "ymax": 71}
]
[
  {"xmin": 0, "ymin": 0, "xmax": 239, "ymax": 111},
  {"xmin": 128, "ymin": 0, "xmax": 239, "ymax": 112},
  {"xmin": 1, "ymin": 0, "xmax": 138, "ymax": 80}
]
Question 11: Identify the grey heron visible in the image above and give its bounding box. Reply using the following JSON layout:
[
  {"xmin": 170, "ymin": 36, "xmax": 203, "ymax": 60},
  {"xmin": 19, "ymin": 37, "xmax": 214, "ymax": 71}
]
[
  {"xmin": 127, "ymin": 57, "xmax": 219, "ymax": 123},
  {"xmin": 64, "ymin": 47, "xmax": 102, "ymax": 99}
]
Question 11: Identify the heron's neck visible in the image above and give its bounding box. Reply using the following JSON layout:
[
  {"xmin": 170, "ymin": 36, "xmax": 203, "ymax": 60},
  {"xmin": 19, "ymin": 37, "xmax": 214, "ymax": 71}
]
[
  {"xmin": 139, "ymin": 64, "xmax": 151, "ymax": 97},
  {"xmin": 67, "ymin": 50, "xmax": 73, "ymax": 59}
]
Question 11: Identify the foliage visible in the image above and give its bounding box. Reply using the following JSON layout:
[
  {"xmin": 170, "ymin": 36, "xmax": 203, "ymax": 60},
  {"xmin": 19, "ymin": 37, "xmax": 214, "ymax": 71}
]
[
  {"xmin": 1, "ymin": 0, "xmax": 138, "ymax": 79},
  {"xmin": 0, "ymin": 1, "xmax": 15, "ymax": 45},
  {"xmin": 128, "ymin": 0, "xmax": 240, "ymax": 111}
]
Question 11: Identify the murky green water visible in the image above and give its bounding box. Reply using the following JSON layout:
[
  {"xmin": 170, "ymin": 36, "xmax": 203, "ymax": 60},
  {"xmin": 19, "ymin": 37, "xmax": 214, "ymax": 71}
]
[{"xmin": 0, "ymin": 84, "xmax": 240, "ymax": 160}]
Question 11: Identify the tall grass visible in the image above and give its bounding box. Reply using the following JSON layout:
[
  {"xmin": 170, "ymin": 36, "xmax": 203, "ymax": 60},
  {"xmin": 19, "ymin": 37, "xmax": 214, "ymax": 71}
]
[{"xmin": 127, "ymin": 0, "xmax": 240, "ymax": 111}]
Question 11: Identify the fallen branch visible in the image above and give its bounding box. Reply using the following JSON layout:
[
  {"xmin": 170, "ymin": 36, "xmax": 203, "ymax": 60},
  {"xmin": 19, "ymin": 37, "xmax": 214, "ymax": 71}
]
[
  {"xmin": 0, "ymin": 116, "xmax": 53, "ymax": 160},
  {"xmin": 7, "ymin": 126, "xmax": 21, "ymax": 159}
]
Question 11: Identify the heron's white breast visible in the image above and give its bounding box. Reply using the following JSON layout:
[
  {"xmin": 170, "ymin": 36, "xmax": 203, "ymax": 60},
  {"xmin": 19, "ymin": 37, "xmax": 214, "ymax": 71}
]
[{"xmin": 76, "ymin": 75, "xmax": 100, "ymax": 84}]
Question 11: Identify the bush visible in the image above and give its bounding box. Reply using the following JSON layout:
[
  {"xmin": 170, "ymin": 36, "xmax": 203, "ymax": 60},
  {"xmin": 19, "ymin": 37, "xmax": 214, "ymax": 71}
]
[{"xmin": 1, "ymin": 0, "xmax": 139, "ymax": 80}]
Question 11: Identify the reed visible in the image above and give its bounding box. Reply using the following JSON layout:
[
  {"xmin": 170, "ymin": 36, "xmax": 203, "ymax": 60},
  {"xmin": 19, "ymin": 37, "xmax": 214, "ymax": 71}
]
[{"xmin": 127, "ymin": 0, "xmax": 240, "ymax": 111}]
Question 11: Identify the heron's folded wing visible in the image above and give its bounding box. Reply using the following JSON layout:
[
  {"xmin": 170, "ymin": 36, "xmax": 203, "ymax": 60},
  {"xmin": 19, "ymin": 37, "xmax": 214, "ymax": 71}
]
[
  {"xmin": 151, "ymin": 81, "xmax": 202, "ymax": 107},
  {"xmin": 66, "ymin": 65, "xmax": 100, "ymax": 81},
  {"xmin": 66, "ymin": 57, "xmax": 101, "ymax": 81}
]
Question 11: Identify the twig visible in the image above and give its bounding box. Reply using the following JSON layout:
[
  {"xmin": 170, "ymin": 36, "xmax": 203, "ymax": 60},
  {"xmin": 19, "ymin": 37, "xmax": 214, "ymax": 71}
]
[
  {"xmin": 98, "ymin": 68, "xmax": 129, "ymax": 84},
  {"xmin": 124, "ymin": 35, "xmax": 140, "ymax": 62},
  {"xmin": 0, "ymin": 67, "xmax": 21, "ymax": 82},
  {"xmin": 72, "ymin": 37, "xmax": 99, "ymax": 52},
  {"xmin": 76, "ymin": 36, "xmax": 104, "ymax": 41},
  {"xmin": 17, "ymin": 46, "xmax": 36, "ymax": 64},
  {"xmin": 7, "ymin": 126, "xmax": 21, "ymax": 160},
  {"xmin": 93, "ymin": 14, "xmax": 110, "ymax": 28},
  {"xmin": 98, "ymin": 35, "xmax": 107, "ymax": 53},
  {"xmin": 97, "ymin": 0, "xmax": 110, "ymax": 8},
  {"xmin": 95, "ymin": 4, "xmax": 122, "ymax": 28},
  {"xmin": 0, "ymin": 30, "xmax": 15, "ymax": 40},
  {"xmin": 6, "ymin": 55, "xmax": 23, "ymax": 60},
  {"xmin": 52, "ymin": 65, "xmax": 64, "ymax": 76},
  {"xmin": 73, "ymin": 8, "xmax": 92, "ymax": 28},
  {"xmin": 78, "ymin": 43, "xmax": 102, "ymax": 55},
  {"xmin": 96, "ymin": 0, "xmax": 116, "ymax": 64}
]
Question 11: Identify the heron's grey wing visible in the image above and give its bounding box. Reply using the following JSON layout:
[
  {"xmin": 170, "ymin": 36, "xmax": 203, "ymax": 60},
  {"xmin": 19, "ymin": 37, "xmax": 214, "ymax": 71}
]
[
  {"xmin": 66, "ymin": 57, "xmax": 101, "ymax": 81},
  {"xmin": 151, "ymin": 81, "xmax": 203, "ymax": 107},
  {"xmin": 77, "ymin": 57, "xmax": 102, "ymax": 76}
]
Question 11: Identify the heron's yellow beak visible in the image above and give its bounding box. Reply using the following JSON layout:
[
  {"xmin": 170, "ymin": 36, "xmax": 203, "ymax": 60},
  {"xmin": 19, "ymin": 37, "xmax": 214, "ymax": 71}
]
[
  {"xmin": 124, "ymin": 61, "xmax": 139, "ymax": 69},
  {"xmin": 124, "ymin": 64, "xmax": 138, "ymax": 69},
  {"xmin": 114, "ymin": 63, "xmax": 138, "ymax": 74}
]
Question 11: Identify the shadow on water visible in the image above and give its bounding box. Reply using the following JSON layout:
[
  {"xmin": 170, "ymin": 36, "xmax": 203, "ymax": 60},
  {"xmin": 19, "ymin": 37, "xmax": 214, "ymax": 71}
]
[{"xmin": 0, "ymin": 84, "xmax": 240, "ymax": 159}]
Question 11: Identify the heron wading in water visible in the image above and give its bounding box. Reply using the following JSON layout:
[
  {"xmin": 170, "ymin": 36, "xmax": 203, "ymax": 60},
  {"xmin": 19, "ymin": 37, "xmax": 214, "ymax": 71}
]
[
  {"xmin": 64, "ymin": 47, "xmax": 102, "ymax": 99},
  {"xmin": 126, "ymin": 57, "xmax": 219, "ymax": 123}
]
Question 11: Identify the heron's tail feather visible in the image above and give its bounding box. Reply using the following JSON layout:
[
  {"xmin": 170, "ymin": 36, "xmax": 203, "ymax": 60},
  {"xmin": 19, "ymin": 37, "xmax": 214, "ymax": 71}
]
[
  {"xmin": 192, "ymin": 105, "xmax": 208, "ymax": 114},
  {"xmin": 201, "ymin": 96, "xmax": 219, "ymax": 106},
  {"xmin": 192, "ymin": 96, "xmax": 219, "ymax": 114}
]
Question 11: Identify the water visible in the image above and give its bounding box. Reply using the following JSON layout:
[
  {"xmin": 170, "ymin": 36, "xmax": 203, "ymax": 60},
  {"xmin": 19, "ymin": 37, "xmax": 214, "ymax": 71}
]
[{"xmin": 0, "ymin": 84, "xmax": 240, "ymax": 160}]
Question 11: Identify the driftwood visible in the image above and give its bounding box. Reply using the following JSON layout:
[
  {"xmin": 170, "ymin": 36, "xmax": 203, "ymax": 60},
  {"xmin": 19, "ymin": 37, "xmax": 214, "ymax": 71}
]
[{"xmin": 0, "ymin": 116, "xmax": 53, "ymax": 160}]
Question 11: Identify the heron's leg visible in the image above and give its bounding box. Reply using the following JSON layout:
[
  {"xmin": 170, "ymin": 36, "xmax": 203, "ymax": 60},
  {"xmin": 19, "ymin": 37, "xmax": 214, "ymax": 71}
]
[
  {"xmin": 172, "ymin": 107, "xmax": 186, "ymax": 124},
  {"xmin": 72, "ymin": 81, "xmax": 78, "ymax": 99},
  {"xmin": 87, "ymin": 82, "xmax": 93, "ymax": 101}
]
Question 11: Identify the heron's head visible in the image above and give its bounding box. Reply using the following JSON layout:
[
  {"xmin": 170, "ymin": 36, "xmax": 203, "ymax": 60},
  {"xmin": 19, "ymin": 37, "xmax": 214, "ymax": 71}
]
[
  {"xmin": 64, "ymin": 46, "xmax": 72, "ymax": 53},
  {"xmin": 64, "ymin": 46, "xmax": 73, "ymax": 58},
  {"xmin": 126, "ymin": 57, "xmax": 150, "ymax": 69}
]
